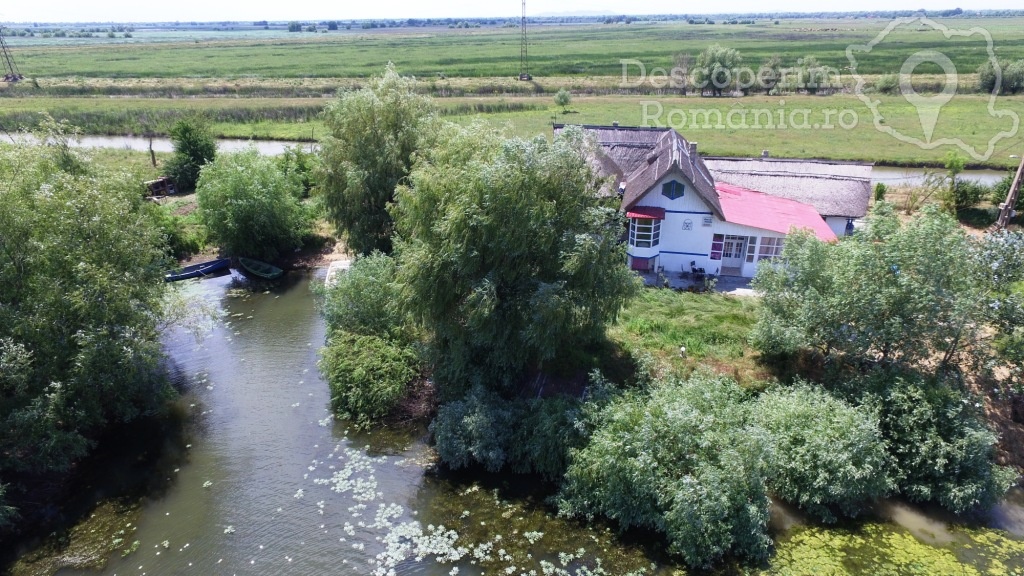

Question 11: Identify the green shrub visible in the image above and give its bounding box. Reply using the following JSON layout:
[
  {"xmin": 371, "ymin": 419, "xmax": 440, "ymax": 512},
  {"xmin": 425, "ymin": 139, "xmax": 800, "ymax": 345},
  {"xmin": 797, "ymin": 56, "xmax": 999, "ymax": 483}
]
[
  {"xmin": 196, "ymin": 148, "xmax": 310, "ymax": 259},
  {"xmin": 953, "ymin": 178, "xmax": 988, "ymax": 210},
  {"xmin": 165, "ymin": 117, "xmax": 216, "ymax": 193},
  {"xmin": 558, "ymin": 372, "xmax": 770, "ymax": 569},
  {"xmin": 846, "ymin": 371, "xmax": 1017, "ymax": 514},
  {"xmin": 753, "ymin": 384, "xmax": 894, "ymax": 522},
  {"xmin": 989, "ymin": 172, "xmax": 1018, "ymax": 208},
  {"xmin": 875, "ymin": 74, "xmax": 899, "ymax": 94},
  {"xmin": 431, "ymin": 386, "xmax": 582, "ymax": 481},
  {"xmin": 319, "ymin": 331, "xmax": 419, "ymax": 427},
  {"xmin": 318, "ymin": 252, "xmax": 406, "ymax": 341},
  {"xmin": 145, "ymin": 204, "xmax": 204, "ymax": 260},
  {"xmin": 873, "ymin": 182, "xmax": 887, "ymax": 202}
]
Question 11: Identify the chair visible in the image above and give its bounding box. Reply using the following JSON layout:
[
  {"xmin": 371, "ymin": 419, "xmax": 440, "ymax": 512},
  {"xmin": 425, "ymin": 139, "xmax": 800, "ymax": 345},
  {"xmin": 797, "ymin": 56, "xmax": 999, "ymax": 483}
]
[{"xmin": 690, "ymin": 261, "xmax": 706, "ymax": 282}]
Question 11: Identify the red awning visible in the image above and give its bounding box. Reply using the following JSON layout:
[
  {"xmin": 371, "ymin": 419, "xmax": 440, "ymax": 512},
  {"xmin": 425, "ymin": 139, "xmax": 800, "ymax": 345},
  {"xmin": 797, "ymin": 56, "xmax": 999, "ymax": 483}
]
[{"xmin": 626, "ymin": 206, "xmax": 666, "ymax": 219}]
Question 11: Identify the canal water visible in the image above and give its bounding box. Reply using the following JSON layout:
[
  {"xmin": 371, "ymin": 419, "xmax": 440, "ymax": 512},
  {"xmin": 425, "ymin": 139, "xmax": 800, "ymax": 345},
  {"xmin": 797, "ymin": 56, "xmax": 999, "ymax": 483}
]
[
  {"xmin": 56, "ymin": 135, "xmax": 1017, "ymax": 188},
  {"xmin": 39, "ymin": 270, "xmax": 1024, "ymax": 576}
]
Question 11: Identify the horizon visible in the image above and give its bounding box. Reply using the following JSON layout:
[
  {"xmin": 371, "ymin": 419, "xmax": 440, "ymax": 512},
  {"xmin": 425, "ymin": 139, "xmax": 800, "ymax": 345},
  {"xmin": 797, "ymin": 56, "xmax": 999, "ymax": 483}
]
[{"xmin": 1, "ymin": 1, "xmax": 1021, "ymax": 25}]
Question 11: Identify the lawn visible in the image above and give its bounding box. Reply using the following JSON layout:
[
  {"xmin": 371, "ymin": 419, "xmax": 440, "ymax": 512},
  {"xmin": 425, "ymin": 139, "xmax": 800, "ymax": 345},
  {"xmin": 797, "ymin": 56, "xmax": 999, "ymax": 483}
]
[{"xmin": 607, "ymin": 288, "xmax": 768, "ymax": 386}]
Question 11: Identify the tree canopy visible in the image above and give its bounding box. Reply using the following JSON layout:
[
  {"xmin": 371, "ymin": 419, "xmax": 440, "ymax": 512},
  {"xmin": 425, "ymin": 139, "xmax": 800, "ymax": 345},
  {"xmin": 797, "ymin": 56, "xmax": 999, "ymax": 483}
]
[
  {"xmin": 196, "ymin": 147, "xmax": 311, "ymax": 260},
  {"xmin": 0, "ymin": 134, "xmax": 171, "ymax": 532},
  {"xmin": 318, "ymin": 63, "xmax": 435, "ymax": 255},
  {"xmin": 393, "ymin": 123, "xmax": 640, "ymax": 395},
  {"xmin": 165, "ymin": 117, "xmax": 216, "ymax": 193}
]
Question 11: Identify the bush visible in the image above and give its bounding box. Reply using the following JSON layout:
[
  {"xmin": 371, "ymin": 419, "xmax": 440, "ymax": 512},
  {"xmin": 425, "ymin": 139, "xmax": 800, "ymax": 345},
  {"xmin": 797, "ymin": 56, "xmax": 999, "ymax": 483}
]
[
  {"xmin": 278, "ymin": 145, "xmax": 317, "ymax": 198},
  {"xmin": 558, "ymin": 372, "xmax": 770, "ymax": 568},
  {"xmin": 753, "ymin": 384, "xmax": 894, "ymax": 522},
  {"xmin": 196, "ymin": 148, "xmax": 310, "ymax": 259},
  {"xmin": 319, "ymin": 332, "xmax": 419, "ymax": 427},
  {"xmin": 873, "ymin": 182, "xmax": 887, "ymax": 202},
  {"xmin": 318, "ymin": 252, "xmax": 407, "ymax": 341},
  {"xmin": 845, "ymin": 371, "xmax": 1017, "ymax": 514},
  {"xmin": 554, "ymin": 88, "xmax": 572, "ymax": 112},
  {"xmin": 431, "ymin": 387, "xmax": 581, "ymax": 481},
  {"xmin": 1006, "ymin": 60, "xmax": 1024, "ymax": 94},
  {"xmin": 954, "ymin": 178, "xmax": 988, "ymax": 210},
  {"xmin": 875, "ymin": 73, "xmax": 899, "ymax": 94},
  {"xmin": 989, "ymin": 172, "xmax": 1018, "ymax": 207},
  {"xmin": 165, "ymin": 117, "xmax": 216, "ymax": 193}
]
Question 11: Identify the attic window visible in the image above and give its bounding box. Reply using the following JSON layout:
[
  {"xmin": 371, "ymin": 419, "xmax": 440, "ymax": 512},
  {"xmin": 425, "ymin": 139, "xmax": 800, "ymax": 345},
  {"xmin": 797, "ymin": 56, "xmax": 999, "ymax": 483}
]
[{"xmin": 661, "ymin": 180, "xmax": 685, "ymax": 200}]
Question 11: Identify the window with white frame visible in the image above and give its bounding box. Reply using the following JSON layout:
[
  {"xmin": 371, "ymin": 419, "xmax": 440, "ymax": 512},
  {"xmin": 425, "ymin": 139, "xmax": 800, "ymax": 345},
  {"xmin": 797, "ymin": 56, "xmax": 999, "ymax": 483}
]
[
  {"xmin": 629, "ymin": 218, "xmax": 661, "ymax": 248},
  {"xmin": 758, "ymin": 237, "xmax": 785, "ymax": 260},
  {"xmin": 745, "ymin": 236, "xmax": 757, "ymax": 263}
]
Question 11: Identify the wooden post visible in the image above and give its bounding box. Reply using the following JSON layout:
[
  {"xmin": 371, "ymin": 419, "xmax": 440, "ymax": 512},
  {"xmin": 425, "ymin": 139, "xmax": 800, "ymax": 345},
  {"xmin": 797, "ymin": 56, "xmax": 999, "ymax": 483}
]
[{"xmin": 995, "ymin": 156, "xmax": 1024, "ymax": 230}]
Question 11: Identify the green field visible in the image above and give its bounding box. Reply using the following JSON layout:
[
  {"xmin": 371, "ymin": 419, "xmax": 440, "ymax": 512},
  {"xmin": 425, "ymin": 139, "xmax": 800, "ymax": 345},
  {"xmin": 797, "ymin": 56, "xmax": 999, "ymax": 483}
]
[
  {"xmin": 3, "ymin": 17, "xmax": 1024, "ymax": 167},
  {"xmin": 6, "ymin": 18, "xmax": 1024, "ymax": 79}
]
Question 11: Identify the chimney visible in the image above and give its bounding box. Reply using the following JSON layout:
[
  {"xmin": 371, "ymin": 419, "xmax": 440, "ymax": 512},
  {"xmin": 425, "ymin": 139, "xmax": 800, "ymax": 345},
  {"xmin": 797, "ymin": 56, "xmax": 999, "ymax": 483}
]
[
  {"xmin": 612, "ymin": 121, "xmax": 619, "ymax": 127},
  {"xmin": 688, "ymin": 142, "xmax": 698, "ymax": 157},
  {"xmin": 762, "ymin": 149, "xmax": 770, "ymax": 158}
]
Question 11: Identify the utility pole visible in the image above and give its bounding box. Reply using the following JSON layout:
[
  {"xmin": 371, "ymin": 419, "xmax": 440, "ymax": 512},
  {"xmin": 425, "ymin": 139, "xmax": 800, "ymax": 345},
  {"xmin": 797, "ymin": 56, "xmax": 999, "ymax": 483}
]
[
  {"xmin": 1, "ymin": 26, "xmax": 24, "ymax": 82},
  {"xmin": 518, "ymin": 0, "xmax": 531, "ymax": 81},
  {"xmin": 995, "ymin": 155, "xmax": 1023, "ymax": 230}
]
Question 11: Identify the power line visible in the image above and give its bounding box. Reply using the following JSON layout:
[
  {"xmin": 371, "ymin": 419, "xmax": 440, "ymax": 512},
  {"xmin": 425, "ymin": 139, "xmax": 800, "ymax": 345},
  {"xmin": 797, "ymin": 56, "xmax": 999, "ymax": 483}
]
[{"xmin": 518, "ymin": 1, "xmax": 531, "ymax": 81}]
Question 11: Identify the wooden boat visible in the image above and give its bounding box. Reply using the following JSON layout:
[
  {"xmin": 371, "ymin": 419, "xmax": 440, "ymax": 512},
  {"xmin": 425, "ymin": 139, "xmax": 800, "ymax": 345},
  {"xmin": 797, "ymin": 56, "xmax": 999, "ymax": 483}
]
[
  {"xmin": 238, "ymin": 257, "xmax": 285, "ymax": 280},
  {"xmin": 165, "ymin": 258, "xmax": 231, "ymax": 282}
]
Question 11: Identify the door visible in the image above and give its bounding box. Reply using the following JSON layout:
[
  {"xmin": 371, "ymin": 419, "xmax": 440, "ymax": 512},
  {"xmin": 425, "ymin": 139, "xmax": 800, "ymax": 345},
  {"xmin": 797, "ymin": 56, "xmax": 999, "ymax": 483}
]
[{"xmin": 721, "ymin": 235, "xmax": 746, "ymax": 269}]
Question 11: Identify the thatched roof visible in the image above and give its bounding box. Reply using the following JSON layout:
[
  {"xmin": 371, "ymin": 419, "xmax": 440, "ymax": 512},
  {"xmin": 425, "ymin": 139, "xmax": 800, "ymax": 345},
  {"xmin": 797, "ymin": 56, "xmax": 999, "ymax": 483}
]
[
  {"xmin": 555, "ymin": 124, "xmax": 721, "ymax": 218},
  {"xmin": 704, "ymin": 157, "xmax": 872, "ymax": 218}
]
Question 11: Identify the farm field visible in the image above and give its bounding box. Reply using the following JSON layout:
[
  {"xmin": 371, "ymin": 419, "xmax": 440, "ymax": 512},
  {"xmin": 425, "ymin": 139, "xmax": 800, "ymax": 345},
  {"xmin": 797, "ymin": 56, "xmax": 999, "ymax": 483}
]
[
  {"xmin": 3, "ymin": 17, "xmax": 1024, "ymax": 166},
  {"xmin": 4, "ymin": 18, "xmax": 1024, "ymax": 79}
]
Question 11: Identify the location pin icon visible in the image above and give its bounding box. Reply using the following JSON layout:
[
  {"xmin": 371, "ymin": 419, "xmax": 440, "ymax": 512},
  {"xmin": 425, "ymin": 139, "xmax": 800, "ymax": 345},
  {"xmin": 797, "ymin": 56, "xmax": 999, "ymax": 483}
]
[{"xmin": 899, "ymin": 51, "xmax": 958, "ymax": 143}]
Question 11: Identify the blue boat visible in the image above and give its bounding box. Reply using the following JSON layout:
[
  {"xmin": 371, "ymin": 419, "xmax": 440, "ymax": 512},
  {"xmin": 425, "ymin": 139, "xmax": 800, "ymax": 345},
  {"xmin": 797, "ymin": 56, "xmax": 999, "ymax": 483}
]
[{"xmin": 165, "ymin": 258, "xmax": 231, "ymax": 282}]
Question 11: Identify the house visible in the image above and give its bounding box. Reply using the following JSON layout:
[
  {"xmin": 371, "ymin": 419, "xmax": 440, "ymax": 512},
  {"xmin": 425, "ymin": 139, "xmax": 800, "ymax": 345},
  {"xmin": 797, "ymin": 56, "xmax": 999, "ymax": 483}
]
[{"xmin": 554, "ymin": 124, "xmax": 872, "ymax": 278}]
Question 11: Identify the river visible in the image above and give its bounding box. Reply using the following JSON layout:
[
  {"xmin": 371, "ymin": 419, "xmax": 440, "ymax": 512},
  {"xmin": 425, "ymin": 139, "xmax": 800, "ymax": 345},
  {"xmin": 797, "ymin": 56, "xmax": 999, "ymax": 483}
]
[{"xmin": 9, "ymin": 270, "xmax": 1020, "ymax": 575}]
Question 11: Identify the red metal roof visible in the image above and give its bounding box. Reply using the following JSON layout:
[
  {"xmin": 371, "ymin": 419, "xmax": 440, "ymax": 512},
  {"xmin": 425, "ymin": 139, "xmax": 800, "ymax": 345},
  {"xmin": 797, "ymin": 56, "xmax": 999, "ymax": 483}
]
[
  {"xmin": 715, "ymin": 183, "xmax": 837, "ymax": 241},
  {"xmin": 626, "ymin": 206, "xmax": 666, "ymax": 219}
]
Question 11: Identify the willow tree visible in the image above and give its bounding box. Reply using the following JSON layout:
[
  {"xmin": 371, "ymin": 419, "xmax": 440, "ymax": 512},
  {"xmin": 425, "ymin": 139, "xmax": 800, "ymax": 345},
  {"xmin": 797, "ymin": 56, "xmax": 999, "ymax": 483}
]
[
  {"xmin": 0, "ymin": 133, "xmax": 171, "ymax": 532},
  {"xmin": 393, "ymin": 124, "xmax": 640, "ymax": 396},
  {"xmin": 318, "ymin": 64, "xmax": 435, "ymax": 255}
]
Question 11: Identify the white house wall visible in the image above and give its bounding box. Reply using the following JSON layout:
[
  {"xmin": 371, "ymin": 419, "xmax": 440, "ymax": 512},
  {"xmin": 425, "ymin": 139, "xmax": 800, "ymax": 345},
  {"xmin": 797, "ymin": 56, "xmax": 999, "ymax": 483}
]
[
  {"xmin": 825, "ymin": 216, "xmax": 850, "ymax": 238},
  {"xmin": 626, "ymin": 173, "xmax": 788, "ymax": 278}
]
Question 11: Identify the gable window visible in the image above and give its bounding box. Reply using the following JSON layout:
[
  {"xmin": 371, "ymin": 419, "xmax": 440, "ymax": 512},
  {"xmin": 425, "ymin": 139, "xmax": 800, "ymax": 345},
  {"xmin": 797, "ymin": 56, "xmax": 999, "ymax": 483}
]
[
  {"xmin": 629, "ymin": 218, "xmax": 661, "ymax": 248},
  {"xmin": 661, "ymin": 180, "xmax": 685, "ymax": 200},
  {"xmin": 758, "ymin": 237, "xmax": 785, "ymax": 261}
]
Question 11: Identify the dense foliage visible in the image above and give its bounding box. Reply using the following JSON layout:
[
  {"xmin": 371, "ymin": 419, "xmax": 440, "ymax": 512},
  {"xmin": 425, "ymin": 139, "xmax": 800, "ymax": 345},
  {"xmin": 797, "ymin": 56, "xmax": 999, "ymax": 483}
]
[
  {"xmin": 318, "ymin": 64, "xmax": 435, "ymax": 255},
  {"xmin": 196, "ymin": 148, "xmax": 311, "ymax": 260},
  {"xmin": 693, "ymin": 44, "xmax": 743, "ymax": 96},
  {"xmin": 838, "ymin": 371, "xmax": 1018, "ymax": 514},
  {"xmin": 317, "ymin": 253, "xmax": 419, "ymax": 426},
  {"xmin": 753, "ymin": 384, "xmax": 893, "ymax": 522},
  {"xmin": 165, "ymin": 117, "xmax": 216, "ymax": 192},
  {"xmin": 558, "ymin": 372, "xmax": 770, "ymax": 569},
  {"xmin": 752, "ymin": 203, "xmax": 1024, "ymax": 373},
  {"xmin": 319, "ymin": 332, "xmax": 419, "ymax": 427},
  {"xmin": 751, "ymin": 204, "xmax": 1022, "ymax": 513},
  {"xmin": 318, "ymin": 252, "xmax": 407, "ymax": 342},
  {"xmin": 0, "ymin": 137, "xmax": 171, "ymax": 531},
  {"xmin": 431, "ymin": 387, "xmax": 581, "ymax": 481},
  {"xmin": 393, "ymin": 124, "xmax": 640, "ymax": 396}
]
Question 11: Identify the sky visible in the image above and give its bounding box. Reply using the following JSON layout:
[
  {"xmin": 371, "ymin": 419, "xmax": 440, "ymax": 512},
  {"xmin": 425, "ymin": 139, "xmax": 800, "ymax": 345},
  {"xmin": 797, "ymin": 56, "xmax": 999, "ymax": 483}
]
[{"xmin": 0, "ymin": 1, "xmax": 1020, "ymax": 24}]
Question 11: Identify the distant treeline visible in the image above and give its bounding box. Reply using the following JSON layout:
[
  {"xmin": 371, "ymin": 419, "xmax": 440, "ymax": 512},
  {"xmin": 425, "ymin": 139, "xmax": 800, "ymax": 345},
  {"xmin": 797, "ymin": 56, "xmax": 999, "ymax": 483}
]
[{"xmin": 6, "ymin": 9, "xmax": 1024, "ymax": 31}]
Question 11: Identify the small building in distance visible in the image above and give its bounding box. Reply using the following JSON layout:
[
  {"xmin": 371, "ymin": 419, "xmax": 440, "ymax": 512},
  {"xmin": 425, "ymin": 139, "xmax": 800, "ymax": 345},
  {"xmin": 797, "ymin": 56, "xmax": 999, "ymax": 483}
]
[{"xmin": 555, "ymin": 124, "xmax": 872, "ymax": 278}]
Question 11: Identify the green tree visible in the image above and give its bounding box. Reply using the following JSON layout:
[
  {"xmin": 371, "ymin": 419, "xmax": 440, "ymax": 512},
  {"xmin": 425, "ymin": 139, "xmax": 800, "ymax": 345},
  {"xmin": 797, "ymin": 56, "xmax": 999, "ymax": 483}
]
[
  {"xmin": 196, "ymin": 148, "xmax": 310, "ymax": 259},
  {"xmin": 753, "ymin": 384, "xmax": 894, "ymax": 522},
  {"xmin": 554, "ymin": 88, "xmax": 572, "ymax": 112},
  {"xmin": 287, "ymin": 21, "xmax": 302, "ymax": 32},
  {"xmin": 693, "ymin": 43, "xmax": 742, "ymax": 96},
  {"xmin": 318, "ymin": 252, "xmax": 407, "ymax": 341},
  {"xmin": 558, "ymin": 372, "xmax": 770, "ymax": 568},
  {"xmin": 942, "ymin": 150, "xmax": 966, "ymax": 214},
  {"xmin": 319, "ymin": 332, "xmax": 419, "ymax": 428},
  {"xmin": 0, "ymin": 135, "xmax": 171, "ymax": 528},
  {"xmin": 393, "ymin": 124, "xmax": 640, "ymax": 395},
  {"xmin": 318, "ymin": 64, "xmax": 435, "ymax": 255},
  {"xmin": 759, "ymin": 54, "xmax": 782, "ymax": 94},
  {"xmin": 751, "ymin": 203, "xmax": 1024, "ymax": 371},
  {"xmin": 165, "ymin": 117, "xmax": 216, "ymax": 193}
]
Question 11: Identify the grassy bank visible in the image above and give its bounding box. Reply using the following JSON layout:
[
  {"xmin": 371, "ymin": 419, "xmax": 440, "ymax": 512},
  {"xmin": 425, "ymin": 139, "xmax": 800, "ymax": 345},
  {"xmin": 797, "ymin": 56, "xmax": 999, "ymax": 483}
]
[{"xmin": 5, "ymin": 93, "xmax": 1021, "ymax": 167}]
